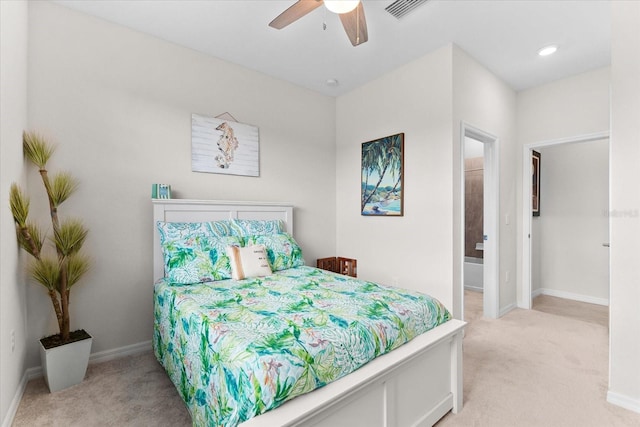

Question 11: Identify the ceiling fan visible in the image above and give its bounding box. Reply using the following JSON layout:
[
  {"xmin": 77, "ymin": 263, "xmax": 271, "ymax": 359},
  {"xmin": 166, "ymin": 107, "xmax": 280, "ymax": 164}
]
[{"xmin": 269, "ymin": 0, "xmax": 368, "ymax": 47}]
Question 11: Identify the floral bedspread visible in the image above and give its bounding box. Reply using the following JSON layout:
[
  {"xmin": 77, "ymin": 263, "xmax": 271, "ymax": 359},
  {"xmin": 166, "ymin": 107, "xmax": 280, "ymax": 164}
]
[{"xmin": 153, "ymin": 266, "xmax": 451, "ymax": 426}]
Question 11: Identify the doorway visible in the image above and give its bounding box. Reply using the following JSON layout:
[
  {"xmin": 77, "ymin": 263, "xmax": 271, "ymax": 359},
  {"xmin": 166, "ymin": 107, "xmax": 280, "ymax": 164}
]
[
  {"xmin": 461, "ymin": 123, "xmax": 499, "ymax": 319},
  {"xmin": 519, "ymin": 131, "xmax": 610, "ymax": 309}
]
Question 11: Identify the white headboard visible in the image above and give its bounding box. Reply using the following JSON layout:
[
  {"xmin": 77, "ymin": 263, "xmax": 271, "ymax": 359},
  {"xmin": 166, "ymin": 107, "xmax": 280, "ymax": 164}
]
[{"xmin": 152, "ymin": 199, "xmax": 294, "ymax": 283}]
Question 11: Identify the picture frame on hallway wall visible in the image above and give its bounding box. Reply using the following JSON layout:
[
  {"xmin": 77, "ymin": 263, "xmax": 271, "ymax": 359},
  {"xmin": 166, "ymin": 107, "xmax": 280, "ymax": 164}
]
[
  {"xmin": 191, "ymin": 113, "xmax": 260, "ymax": 177},
  {"xmin": 532, "ymin": 150, "xmax": 541, "ymax": 216},
  {"xmin": 361, "ymin": 133, "xmax": 404, "ymax": 216}
]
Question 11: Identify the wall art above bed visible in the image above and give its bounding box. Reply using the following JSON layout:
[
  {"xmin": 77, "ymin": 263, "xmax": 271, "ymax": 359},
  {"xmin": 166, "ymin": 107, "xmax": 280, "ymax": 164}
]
[
  {"xmin": 191, "ymin": 113, "xmax": 260, "ymax": 177},
  {"xmin": 361, "ymin": 132, "xmax": 404, "ymax": 216}
]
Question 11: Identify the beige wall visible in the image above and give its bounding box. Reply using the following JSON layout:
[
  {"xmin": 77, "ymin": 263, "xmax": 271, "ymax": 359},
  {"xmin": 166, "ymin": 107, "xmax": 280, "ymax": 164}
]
[
  {"xmin": 335, "ymin": 45, "xmax": 517, "ymax": 318},
  {"xmin": 0, "ymin": 0, "xmax": 29, "ymax": 424},
  {"xmin": 516, "ymin": 68, "xmax": 611, "ymax": 143},
  {"xmin": 516, "ymin": 67, "xmax": 611, "ymax": 307},
  {"xmin": 452, "ymin": 45, "xmax": 518, "ymax": 316},
  {"xmin": 336, "ymin": 46, "xmax": 454, "ymax": 308},
  {"xmin": 24, "ymin": 1, "xmax": 336, "ymax": 368},
  {"xmin": 608, "ymin": 0, "xmax": 640, "ymax": 412}
]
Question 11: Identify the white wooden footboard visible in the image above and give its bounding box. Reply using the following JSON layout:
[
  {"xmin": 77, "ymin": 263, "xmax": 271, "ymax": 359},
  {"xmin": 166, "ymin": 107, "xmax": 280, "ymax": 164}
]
[{"xmin": 241, "ymin": 319, "xmax": 465, "ymax": 427}]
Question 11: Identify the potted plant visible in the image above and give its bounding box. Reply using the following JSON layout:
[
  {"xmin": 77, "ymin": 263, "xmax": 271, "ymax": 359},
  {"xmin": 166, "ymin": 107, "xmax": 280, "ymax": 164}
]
[{"xmin": 10, "ymin": 131, "xmax": 92, "ymax": 392}]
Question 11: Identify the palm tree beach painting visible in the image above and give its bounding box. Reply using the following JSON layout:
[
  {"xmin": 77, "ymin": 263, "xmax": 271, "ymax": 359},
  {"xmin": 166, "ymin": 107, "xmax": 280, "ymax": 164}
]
[{"xmin": 361, "ymin": 133, "xmax": 404, "ymax": 216}]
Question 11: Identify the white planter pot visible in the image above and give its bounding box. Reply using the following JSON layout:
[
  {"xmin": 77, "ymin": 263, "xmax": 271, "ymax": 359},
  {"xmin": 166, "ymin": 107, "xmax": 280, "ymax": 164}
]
[{"xmin": 39, "ymin": 334, "xmax": 92, "ymax": 393}]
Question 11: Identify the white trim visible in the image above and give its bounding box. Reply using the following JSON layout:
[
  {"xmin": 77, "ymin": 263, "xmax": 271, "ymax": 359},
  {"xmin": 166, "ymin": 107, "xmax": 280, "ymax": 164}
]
[
  {"xmin": 459, "ymin": 126, "xmax": 466, "ymax": 321},
  {"xmin": 526, "ymin": 132, "xmax": 609, "ymax": 149},
  {"xmin": 1, "ymin": 372, "xmax": 29, "ymax": 427},
  {"xmin": 464, "ymin": 285, "xmax": 483, "ymax": 293},
  {"xmin": 607, "ymin": 390, "xmax": 640, "ymax": 414},
  {"xmin": 520, "ymin": 142, "xmax": 532, "ymax": 309},
  {"xmin": 90, "ymin": 339, "xmax": 152, "ymax": 365},
  {"xmin": 25, "ymin": 340, "xmax": 152, "ymax": 380},
  {"xmin": 152, "ymin": 198, "xmax": 294, "ymax": 207},
  {"xmin": 461, "ymin": 122, "xmax": 500, "ymax": 319},
  {"xmin": 519, "ymin": 131, "xmax": 610, "ymax": 310},
  {"xmin": 499, "ymin": 303, "xmax": 517, "ymax": 317},
  {"xmin": 483, "ymin": 133, "xmax": 500, "ymax": 319},
  {"xmin": 533, "ymin": 288, "xmax": 609, "ymax": 306},
  {"xmin": 531, "ymin": 287, "xmax": 544, "ymax": 299}
]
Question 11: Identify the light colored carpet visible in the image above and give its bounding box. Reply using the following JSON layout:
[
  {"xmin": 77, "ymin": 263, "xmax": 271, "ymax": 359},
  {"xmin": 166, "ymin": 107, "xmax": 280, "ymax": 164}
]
[
  {"xmin": 13, "ymin": 351, "xmax": 191, "ymax": 426},
  {"xmin": 13, "ymin": 292, "xmax": 640, "ymax": 426},
  {"xmin": 437, "ymin": 291, "xmax": 637, "ymax": 426},
  {"xmin": 533, "ymin": 293, "xmax": 609, "ymax": 328}
]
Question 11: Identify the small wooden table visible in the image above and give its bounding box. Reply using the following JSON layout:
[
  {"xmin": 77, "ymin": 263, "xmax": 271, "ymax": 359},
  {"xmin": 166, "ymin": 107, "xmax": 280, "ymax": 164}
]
[{"xmin": 316, "ymin": 257, "xmax": 357, "ymax": 278}]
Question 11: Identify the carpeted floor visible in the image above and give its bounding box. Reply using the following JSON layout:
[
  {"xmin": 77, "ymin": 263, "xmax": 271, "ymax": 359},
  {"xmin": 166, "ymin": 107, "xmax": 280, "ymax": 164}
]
[
  {"xmin": 532, "ymin": 293, "xmax": 609, "ymax": 328},
  {"xmin": 13, "ymin": 350, "xmax": 191, "ymax": 427},
  {"xmin": 437, "ymin": 291, "xmax": 637, "ymax": 426},
  {"xmin": 13, "ymin": 292, "xmax": 640, "ymax": 426}
]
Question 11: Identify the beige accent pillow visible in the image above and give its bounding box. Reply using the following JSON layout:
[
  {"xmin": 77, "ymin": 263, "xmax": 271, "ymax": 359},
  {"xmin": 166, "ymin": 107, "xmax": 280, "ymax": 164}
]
[{"xmin": 227, "ymin": 245, "xmax": 272, "ymax": 280}]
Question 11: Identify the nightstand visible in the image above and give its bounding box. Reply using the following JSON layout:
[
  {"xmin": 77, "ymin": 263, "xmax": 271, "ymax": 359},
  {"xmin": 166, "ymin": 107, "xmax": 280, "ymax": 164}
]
[{"xmin": 316, "ymin": 257, "xmax": 357, "ymax": 278}]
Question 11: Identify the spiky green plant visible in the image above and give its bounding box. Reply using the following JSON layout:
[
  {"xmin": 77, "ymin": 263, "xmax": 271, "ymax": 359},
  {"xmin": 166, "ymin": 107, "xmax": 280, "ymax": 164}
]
[{"xmin": 10, "ymin": 131, "xmax": 90, "ymax": 344}]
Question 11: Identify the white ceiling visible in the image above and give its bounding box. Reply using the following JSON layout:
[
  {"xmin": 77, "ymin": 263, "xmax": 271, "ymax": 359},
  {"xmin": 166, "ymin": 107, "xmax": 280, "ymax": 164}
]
[{"xmin": 53, "ymin": 0, "xmax": 611, "ymax": 97}]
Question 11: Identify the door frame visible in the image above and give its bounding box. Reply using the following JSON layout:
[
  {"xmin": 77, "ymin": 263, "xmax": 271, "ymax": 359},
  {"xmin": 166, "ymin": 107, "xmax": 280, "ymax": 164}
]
[
  {"xmin": 460, "ymin": 122, "xmax": 500, "ymax": 319},
  {"xmin": 519, "ymin": 131, "xmax": 610, "ymax": 309}
]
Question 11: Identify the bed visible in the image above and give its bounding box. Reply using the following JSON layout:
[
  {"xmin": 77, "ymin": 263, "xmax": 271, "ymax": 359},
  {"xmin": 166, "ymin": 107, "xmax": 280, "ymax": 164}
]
[{"xmin": 153, "ymin": 199, "xmax": 465, "ymax": 427}]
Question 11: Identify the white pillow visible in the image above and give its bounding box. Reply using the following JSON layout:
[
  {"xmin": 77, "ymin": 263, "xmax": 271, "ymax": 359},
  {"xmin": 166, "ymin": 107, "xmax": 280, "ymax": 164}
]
[{"xmin": 227, "ymin": 245, "xmax": 273, "ymax": 280}]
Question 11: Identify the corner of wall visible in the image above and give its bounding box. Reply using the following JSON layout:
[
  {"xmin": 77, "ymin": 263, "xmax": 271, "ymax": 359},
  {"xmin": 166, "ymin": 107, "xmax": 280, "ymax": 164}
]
[
  {"xmin": 0, "ymin": 0, "xmax": 29, "ymax": 425},
  {"xmin": 608, "ymin": 0, "xmax": 640, "ymax": 410}
]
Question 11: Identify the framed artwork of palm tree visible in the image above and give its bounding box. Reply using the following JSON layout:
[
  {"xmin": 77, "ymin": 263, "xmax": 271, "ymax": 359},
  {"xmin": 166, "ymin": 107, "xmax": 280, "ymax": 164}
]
[{"xmin": 361, "ymin": 133, "xmax": 404, "ymax": 216}]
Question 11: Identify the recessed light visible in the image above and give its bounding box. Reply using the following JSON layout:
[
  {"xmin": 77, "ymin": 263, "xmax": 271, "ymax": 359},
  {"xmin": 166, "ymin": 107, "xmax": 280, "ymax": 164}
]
[
  {"xmin": 326, "ymin": 78, "xmax": 339, "ymax": 87},
  {"xmin": 538, "ymin": 45, "xmax": 558, "ymax": 57}
]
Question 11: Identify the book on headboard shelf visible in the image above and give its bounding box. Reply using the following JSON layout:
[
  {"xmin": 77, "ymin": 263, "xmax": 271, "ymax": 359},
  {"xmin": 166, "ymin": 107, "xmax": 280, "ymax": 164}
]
[{"xmin": 151, "ymin": 184, "xmax": 172, "ymax": 199}]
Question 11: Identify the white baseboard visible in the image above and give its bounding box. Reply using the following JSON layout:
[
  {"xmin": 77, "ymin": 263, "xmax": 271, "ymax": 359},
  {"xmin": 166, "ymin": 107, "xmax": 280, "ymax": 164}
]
[
  {"xmin": 532, "ymin": 288, "xmax": 609, "ymax": 306},
  {"xmin": 462, "ymin": 289, "xmax": 515, "ymax": 318},
  {"xmin": 531, "ymin": 288, "xmax": 544, "ymax": 299},
  {"xmin": 607, "ymin": 390, "xmax": 640, "ymax": 414},
  {"xmin": 5, "ymin": 340, "xmax": 153, "ymax": 427},
  {"xmin": 499, "ymin": 303, "xmax": 517, "ymax": 317},
  {"xmin": 26, "ymin": 339, "xmax": 152, "ymax": 380},
  {"xmin": 90, "ymin": 340, "xmax": 152, "ymax": 365},
  {"xmin": 1, "ymin": 371, "xmax": 29, "ymax": 427}
]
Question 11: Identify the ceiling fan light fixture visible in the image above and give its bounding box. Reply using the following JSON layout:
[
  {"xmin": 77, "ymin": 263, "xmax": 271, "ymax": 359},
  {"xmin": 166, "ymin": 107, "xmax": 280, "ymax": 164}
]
[{"xmin": 324, "ymin": 0, "xmax": 360, "ymax": 14}]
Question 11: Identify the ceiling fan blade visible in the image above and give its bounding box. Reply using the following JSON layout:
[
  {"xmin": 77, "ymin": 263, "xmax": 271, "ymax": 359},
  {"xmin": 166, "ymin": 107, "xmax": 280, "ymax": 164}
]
[
  {"xmin": 269, "ymin": 0, "xmax": 323, "ymax": 30},
  {"xmin": 339, "ymin": 2, "xmax": 368, "ymax": 46}
]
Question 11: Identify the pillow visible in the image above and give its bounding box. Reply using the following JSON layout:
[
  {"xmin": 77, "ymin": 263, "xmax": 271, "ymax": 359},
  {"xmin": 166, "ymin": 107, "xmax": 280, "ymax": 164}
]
[
  {"xmin": 227, "ymin": 245, "xmax": 273, "ymax": 280},
  {"xmin": 228, "ymin": 219, "xmax": 285, "ymax": 237},
  {"xmin": 156, "ymin": 220, "xmax": 232, "ymax": 243},
  {"xmin": 246, "ymin": 232, "xmax": 305, "ymax": 271},
  {"xmin": 161, "ymin": 235, "xmax": 241, "ymax": 284}
]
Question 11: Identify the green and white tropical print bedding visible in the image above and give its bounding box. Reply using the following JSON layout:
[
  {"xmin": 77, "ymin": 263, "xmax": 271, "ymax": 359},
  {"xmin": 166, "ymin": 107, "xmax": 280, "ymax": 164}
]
[{"xmin": 153, "ymin": 266, "xmax": 451, "ymax": 427}]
